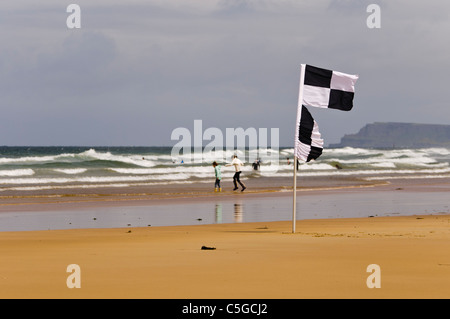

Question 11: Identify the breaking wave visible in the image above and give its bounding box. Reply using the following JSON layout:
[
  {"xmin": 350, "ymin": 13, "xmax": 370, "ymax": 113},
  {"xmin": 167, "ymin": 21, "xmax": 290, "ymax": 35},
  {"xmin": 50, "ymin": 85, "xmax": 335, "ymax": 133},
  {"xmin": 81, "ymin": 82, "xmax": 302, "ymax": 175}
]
[{"xmin": 0, "ymin": 146, "xmax": 449, "ymax": 190}]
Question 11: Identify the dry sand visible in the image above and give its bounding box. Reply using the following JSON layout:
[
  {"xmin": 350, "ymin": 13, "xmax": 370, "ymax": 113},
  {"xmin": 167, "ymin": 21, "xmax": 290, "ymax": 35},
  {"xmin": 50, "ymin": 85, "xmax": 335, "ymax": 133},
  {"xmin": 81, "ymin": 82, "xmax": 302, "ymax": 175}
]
[{"xmin": 0, "ymin": 214, "xmax": 449, "ymax": 299}]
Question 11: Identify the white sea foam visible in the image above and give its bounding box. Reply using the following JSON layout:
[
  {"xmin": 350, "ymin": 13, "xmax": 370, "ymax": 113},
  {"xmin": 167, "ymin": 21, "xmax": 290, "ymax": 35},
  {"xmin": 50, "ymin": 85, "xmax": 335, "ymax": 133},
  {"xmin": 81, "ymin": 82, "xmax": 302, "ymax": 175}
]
[
  {"xmin": 425, "ymin": 148, "xmax": 450, "ymax": 156},
  {"xmin": 0, "ymin": 169, "xmax": 35, "ymax": 177},
  {"xmin": 329, "ymin": 157, "xmax": 439, "ymax": 167},
  {"xmin": 325, "ymin": 147, "xmax": 382, "ymax": 156},
  {"xmin": 54, "ymin": 168, "xmax": 88, "ymax": 175},
  {"xmin": 0, "ymin": 173, "xmax": 195, "ymax": 185},
  {"xmin": 110, "ymin": 168, "xmax": 160, "ymax": 175},
  {"xmin": 369, "ymin": 162, "xmax": 397, "ymax": 168},
  {"xmin": 0, "ymin": 155, "xmax": 62, "ymax": 164},
  {"xmin": 110, "ymin": 166, "xmax": 212, "ymax": 175},
  {"xmin": 264, "ymin": 166, "xmax": 450, "ymax": 178},
  {"xmin": 80, "ymin": 149, "xmax": 156, "ymax": 167},
  {"xmin": 0, "ymin": 149, "xmax": 157, "ymax": 167},
  {"xmin": 298, "ymin": 163, "xmax": 336, "ymax": 170}
]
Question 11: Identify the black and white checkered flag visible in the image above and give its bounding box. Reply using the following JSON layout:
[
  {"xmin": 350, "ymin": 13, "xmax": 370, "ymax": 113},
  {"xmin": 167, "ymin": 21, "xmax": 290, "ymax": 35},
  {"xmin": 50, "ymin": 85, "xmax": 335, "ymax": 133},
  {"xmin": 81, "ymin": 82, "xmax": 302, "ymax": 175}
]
[{"xmin": 295, "ymin": 64, "xmax": 358, "ymax": 162}]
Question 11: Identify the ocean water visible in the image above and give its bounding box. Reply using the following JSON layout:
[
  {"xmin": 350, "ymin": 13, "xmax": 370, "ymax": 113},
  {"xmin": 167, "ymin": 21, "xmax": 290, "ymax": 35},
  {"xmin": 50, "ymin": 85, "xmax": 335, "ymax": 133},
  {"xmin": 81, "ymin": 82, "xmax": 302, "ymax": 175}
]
[{"xmin": 1, "ymin": 146, "xmax": 450, "ymax": 192}]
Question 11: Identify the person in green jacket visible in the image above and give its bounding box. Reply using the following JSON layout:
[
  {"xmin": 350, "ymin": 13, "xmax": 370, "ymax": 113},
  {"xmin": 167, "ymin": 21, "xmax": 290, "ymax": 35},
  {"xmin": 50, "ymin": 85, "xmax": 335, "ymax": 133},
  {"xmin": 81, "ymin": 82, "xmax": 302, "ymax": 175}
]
[{"xmin": 212, "ymin": 161, "xmax": 222, "ymax": 192}]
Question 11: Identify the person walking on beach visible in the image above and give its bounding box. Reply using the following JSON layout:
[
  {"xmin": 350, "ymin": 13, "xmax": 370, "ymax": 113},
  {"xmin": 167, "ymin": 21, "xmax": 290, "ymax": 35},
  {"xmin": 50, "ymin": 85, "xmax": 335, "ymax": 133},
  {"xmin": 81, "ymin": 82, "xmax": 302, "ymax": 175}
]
[
  {"xmin": 226, "ymin": 155, "xmax": 246, "ymax": 192},
  {"xmin": 212, "ymin": 161, "xmax": 222, "ymax": 192}
]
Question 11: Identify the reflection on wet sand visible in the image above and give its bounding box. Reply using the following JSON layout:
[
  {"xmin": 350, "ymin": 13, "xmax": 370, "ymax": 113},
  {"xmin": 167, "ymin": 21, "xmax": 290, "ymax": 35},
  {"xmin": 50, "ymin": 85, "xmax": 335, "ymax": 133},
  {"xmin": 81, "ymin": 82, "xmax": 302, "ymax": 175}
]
[
  {"xmin": 2, "ymin": 189, "xmax": 450, "ymax": 231},
  {"xmin": 214, "ymin": 202, "xmax": 244, "ymax": 223},
  {"xmin": 234, "ymin": 202, "xmax": 243, "ymax": 223},
  {"xmin": 215, "ymin": 203, "xmax": 222, "ymax": 223}
]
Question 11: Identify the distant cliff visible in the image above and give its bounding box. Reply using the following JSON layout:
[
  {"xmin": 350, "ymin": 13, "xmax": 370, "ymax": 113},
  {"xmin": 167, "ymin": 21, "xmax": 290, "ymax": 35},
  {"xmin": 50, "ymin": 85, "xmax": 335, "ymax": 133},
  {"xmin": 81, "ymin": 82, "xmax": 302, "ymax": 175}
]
[{"xmin": 330, "ymin": 122, "xmax": 450, "ymax": 148}]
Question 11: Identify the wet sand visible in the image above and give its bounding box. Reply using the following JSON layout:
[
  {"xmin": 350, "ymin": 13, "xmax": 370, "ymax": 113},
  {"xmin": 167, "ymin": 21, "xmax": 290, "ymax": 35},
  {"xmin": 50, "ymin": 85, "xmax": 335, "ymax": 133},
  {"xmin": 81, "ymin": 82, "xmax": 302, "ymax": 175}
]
[
  {"xmin": 0, "ymin": 176, "xmax": 449, "ymax": 298},
  {"xmin": 1, "ymin": 175, "xmax": 449, "ymax": 212}
]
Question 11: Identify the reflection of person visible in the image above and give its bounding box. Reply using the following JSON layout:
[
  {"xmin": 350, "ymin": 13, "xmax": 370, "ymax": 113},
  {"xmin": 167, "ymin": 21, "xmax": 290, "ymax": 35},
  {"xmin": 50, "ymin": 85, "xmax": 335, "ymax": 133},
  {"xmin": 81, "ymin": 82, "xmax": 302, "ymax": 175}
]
[
  {"xmin": 226, "ymin": 155, "xmax": 246, "ymax": 192},
  {"xmin": 212, "ymin": 161, "xmax": 222, "ymax": 192},
  {"xmin": 215, "ymin": 203, "xmax": 222, "ymax": 223},
  {"xmin": 234, "ymin": 202, "xmax": 243, "ymax": 223}
]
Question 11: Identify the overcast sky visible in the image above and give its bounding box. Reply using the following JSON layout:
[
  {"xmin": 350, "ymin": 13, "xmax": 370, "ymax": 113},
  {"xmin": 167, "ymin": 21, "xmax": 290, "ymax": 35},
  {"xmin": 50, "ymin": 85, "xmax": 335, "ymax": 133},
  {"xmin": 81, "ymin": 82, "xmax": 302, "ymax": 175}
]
[{"xmin": 1, "ymin": 0, "xmax": 449, "ymax": 147}]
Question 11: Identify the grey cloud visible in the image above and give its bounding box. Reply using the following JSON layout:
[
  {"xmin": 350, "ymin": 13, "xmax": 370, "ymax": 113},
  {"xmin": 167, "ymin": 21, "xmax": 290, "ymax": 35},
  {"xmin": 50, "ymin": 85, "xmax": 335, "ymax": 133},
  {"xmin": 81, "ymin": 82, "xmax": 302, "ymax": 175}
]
[
  {"xmin": 2, "ymin": 31, "xmax": 118, "ymax": 100},
  {"xmin": 1, "ymin": 1, "xmax": 449, "ymax": 146},
  {"xmin": 328, "ymin": 0, "xmax": 384, "ymax": 14}
]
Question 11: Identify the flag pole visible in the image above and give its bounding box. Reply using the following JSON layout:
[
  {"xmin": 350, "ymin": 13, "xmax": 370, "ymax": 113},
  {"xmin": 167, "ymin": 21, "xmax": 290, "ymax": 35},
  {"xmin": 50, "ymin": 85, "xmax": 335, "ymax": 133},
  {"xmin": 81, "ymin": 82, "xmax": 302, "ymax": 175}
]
[
  {"xmin": 292, "ymin": 156, "xmax": 298, "ymax": 233},
  {"xmin": 293, "ymin": 64, "xmax": 306, "ymax": 233}
]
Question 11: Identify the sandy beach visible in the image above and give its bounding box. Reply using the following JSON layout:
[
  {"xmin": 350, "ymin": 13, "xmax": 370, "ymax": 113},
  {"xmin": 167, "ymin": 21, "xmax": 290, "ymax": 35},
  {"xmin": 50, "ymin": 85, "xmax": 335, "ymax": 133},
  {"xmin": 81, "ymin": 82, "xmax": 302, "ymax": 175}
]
[
  {"xmin": 0, "ymin": 176, "xmax": 449, "ymax": 299},
  {"xmin": 0, "ymin": 215, "xmax": 449, "ymax": 299}
]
